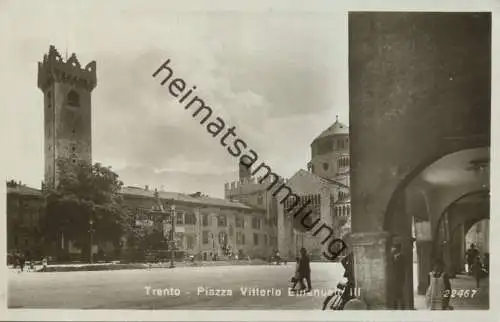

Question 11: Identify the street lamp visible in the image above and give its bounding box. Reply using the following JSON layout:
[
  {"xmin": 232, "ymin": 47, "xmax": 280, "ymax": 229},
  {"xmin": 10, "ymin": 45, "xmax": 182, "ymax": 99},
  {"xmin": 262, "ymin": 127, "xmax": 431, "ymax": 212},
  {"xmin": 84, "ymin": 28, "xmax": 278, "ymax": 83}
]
[
  {"xmin": 169, "ymin": 204, "xmax": 176, "ymax": 268},
  {"xmin": 210, "ymin": 232, "xmax": 216, "ymax": 260},
  {"xmin": 88, "ymin": 218, "xmax": 94, "ymax": 264}
]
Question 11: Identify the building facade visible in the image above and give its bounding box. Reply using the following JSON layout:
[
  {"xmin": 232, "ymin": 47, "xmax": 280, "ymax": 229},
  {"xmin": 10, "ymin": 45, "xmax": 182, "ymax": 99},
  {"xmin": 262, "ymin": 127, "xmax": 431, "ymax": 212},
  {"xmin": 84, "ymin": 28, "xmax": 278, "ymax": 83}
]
[
  {"xmin": 225, "ymin": 116, "xmax": 352, "ymax": 260},
  {"xmin": 123, "ymin": 186, "xmax": 273, "ymax": 260},
  {"xmin": 6, "ymin": 182, "xmax": 272, "ymax": 260}
]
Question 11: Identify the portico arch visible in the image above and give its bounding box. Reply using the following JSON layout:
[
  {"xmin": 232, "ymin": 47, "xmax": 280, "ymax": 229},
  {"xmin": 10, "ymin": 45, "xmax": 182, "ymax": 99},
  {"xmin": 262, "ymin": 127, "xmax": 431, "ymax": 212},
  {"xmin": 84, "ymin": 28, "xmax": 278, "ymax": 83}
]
[
  {"xmin": 434, "ymin": 189, "xmax": 489, "ymax": 247},
  {"xmin": 433, "ymin": 189, "xmax": 489, "ymax": 277},
  {"xmin": 349, "ymin": 12, "xmax": 490, "ymax": 309}
]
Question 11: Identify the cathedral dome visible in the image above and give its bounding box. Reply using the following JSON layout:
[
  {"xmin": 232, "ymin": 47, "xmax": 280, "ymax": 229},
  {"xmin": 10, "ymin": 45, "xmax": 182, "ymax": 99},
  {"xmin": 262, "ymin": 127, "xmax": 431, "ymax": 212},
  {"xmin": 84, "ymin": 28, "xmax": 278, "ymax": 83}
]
[{"xmin": 313, "ymin": 115, "xmax": 349, "ymax": 142}]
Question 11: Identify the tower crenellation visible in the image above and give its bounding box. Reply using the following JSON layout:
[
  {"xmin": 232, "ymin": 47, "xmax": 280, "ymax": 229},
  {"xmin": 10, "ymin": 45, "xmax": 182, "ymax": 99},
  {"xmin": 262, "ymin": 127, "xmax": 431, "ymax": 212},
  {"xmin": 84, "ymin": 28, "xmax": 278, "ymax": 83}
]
[
  {"xmin": 38, "ymin": 45, "xmax": 97, "ymax": 188},
  {"xmin": 38, "ymin": 45, "xmax": 97, "ymax": 92}
]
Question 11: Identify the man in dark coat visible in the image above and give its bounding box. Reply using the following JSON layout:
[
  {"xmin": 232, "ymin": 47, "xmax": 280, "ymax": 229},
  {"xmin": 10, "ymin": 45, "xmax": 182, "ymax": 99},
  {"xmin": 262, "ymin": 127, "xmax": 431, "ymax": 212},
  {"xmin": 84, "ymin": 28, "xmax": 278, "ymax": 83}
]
[
  {"xmin": 466, "ymin": 244, "xmax": 479, "ymax": 275},
  {"xmin": 341, "ymin": 252, "xmax": 356, "ymax": 306},
  {"xmin": 391, "ymin": 243, "xmax": 406, "ymax": 309},
  {"xmin": 298, "ymin": 248, "xmax": 312, "ymax": 291}
]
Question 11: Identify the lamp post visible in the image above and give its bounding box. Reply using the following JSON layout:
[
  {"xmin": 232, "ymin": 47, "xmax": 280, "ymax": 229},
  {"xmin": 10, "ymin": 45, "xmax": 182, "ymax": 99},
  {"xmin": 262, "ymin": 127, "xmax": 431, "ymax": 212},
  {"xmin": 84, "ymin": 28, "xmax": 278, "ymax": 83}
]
[
  {"xmin": 88, "ymin": 218, "xmax": 94, "ymax": 264},
  {"xmin": 169, "ymin": 204, "xmax": 176, "ymax": 268},
  {"xmin": 210, "ymin": 232, "xmax": 215, "ymax": 260}
]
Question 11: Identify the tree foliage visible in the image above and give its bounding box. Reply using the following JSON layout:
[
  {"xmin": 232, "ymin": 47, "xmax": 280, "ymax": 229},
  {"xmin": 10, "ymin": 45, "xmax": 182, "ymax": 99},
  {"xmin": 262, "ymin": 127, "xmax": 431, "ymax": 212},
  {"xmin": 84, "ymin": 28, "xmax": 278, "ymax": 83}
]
[{"xmin": 42, "ymin": 158, "xmax": 132, "ymax": 250}]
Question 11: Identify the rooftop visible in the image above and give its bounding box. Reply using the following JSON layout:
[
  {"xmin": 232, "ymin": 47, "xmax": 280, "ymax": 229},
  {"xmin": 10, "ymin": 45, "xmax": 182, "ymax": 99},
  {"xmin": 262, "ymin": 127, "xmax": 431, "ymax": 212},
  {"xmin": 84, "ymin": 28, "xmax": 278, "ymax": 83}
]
[
  {"xmin": 5, "ymin": 181, "xmax": 259, "ymax": 211},
  {"xmin": 6, "ymin": 181, "xmax": 42, "ymax": 197},
  {"xmin": 120, "ymin": 186, "xmax": 257, "ymax": 210},
  {"xmin": 313, "ymin": 115, "xmax": 349, "ymax": 142}
]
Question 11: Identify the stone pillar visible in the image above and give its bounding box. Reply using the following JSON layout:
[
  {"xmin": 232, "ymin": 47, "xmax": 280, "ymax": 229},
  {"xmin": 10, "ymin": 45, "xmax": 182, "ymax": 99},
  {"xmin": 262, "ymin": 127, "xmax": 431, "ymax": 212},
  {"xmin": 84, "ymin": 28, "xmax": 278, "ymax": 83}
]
[
  {"xmin": 277, "ymin": 202, "xmax": 290, "ymax": 257},
  {"xmin": 387, "ymin": 191, "xmax": 414, "ymax": 309},
  {"xmin": 351, "ymin": 232, "xmax": 390, "ymax": 309},
  {"xmin": 320, "ymin": 187, "xmax": 333, "ymax": 227},
  {"xmin": 416, "ymin": 241, "xmax": 433, "ymax": 294},
  {"xmin": 194, "ymin": 208, "xmax": 201, "ymax": 255},
  {"xmin": 441, "ymin": 212, "xmax": 454, "ymax": 276},
  {"xmin": 415, "ymin": 221, "xmax": 433, "ymax": 294},
  {"xmin": 452, "ymin": 223, "xmax": 465, "ymax": 274}
]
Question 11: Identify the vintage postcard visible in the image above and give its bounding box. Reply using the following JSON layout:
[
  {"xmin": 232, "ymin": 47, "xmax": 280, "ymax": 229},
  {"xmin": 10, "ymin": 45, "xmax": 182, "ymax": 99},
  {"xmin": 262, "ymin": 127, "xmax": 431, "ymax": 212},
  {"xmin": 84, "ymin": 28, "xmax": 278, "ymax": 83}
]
[{"xmin": 0, "ymin": 0, "xmax": 497, "ymax": 321}]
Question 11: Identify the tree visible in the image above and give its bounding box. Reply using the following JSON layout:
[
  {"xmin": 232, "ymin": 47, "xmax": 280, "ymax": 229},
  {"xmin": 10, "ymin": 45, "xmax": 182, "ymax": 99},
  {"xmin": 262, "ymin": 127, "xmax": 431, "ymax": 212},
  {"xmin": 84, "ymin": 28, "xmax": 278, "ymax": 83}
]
[{"xmin": 41, "ymin": 158, "xmax": 132, "ymax": 259}]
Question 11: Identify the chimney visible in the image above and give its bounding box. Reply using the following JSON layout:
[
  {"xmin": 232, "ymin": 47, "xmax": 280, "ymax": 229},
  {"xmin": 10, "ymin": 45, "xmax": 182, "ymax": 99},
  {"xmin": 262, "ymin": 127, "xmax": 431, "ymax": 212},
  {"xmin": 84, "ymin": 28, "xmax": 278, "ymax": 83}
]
[{"xmin": 145, "ymin": 185, "xmax": 149, "ymax": 191}]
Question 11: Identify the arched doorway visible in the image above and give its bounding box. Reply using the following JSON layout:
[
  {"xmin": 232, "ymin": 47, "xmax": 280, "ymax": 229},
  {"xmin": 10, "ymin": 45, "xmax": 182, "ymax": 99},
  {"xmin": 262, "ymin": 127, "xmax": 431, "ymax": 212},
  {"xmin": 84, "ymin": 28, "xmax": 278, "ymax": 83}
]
[{"xmin": 383, "ymin": 147, "xmax": 489, "ymax": 309}]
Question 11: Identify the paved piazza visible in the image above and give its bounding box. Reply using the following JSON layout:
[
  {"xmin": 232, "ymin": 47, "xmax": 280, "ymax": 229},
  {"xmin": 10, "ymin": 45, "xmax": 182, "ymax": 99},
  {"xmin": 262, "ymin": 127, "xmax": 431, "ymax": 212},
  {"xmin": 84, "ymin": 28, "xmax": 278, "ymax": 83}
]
[
  {"xmin": 8, "ymin": 262, "xmax": 489, "ymax": 310},
  {"xmin": 8, "ymin": 263, "xmax": 344, "ymax": 310}
]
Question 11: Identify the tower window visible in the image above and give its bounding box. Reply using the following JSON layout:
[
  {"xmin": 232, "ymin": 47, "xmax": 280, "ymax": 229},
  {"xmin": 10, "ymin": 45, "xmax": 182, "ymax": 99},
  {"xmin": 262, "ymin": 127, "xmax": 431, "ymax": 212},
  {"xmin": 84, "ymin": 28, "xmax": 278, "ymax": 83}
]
[
  {"xmin": 323, "ymin": 162, "xmax": 329, "ymax": 171},
  {"xmin": 72, "ymin": 159, "xmax": 77, "ymax": 164},
  {"xmin": 67, "ymin": 90, "xmax": 80, "ymax": 107},
  {"xmin": 71, "ymin": 145, "xmax": 76, "ymax": 152}
]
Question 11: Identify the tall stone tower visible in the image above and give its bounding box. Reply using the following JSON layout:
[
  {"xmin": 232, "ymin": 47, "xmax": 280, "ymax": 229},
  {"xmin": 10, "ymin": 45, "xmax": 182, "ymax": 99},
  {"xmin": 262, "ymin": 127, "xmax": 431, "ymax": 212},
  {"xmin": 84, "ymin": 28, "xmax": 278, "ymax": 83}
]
[
  {"xmin": 308, "ymin": 115, "xmax": 350, "ymax": 186},
  {"xmin": 37, "ymin": 45, "xmax": 97, "ymax": 188}
]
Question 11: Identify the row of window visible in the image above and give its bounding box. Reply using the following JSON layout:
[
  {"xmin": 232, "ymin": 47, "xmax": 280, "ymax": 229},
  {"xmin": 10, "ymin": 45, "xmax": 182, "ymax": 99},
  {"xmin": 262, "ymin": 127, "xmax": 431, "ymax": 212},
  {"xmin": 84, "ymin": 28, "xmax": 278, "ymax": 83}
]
[
  {"xmin": 334, "ymin": 205, "xmax": 351, "ymax": 217},
  {"xmin": 338, "ymin": 191, "xmax": 349, "ymax": 201},
  {"xmin": 202, "ymin": 231, "xmax": 268, "ymax": 246},
  {"xmin": 136, "ymin": 208, "xmax": 263, "ymax": 229},
  {"xmin": 313, "ymin": 137, "xmax": 349, "ymax": 155},
  {"xmin": 338, "ymin": 156, "xmax": 349, "ymax": 168}
]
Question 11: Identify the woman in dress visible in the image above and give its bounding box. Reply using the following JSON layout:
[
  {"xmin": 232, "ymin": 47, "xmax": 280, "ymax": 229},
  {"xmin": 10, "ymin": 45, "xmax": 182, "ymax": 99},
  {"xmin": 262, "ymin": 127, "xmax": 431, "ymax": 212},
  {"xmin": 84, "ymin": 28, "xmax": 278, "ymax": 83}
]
[{"xmin": 426, "ymin": 259, "xmax": 452, "ymax": 310}]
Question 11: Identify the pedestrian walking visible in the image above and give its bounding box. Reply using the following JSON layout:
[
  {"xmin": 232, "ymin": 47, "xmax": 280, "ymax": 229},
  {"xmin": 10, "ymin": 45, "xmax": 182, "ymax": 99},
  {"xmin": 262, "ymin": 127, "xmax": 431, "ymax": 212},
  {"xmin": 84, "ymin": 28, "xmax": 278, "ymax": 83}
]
[
  {"xmin": 391, "ymin": 242, "xmax": 406, "ymax": 309},
  {"xmin": 425, "ymin": 260, "xmax": 453, "ymax": 310},
  {"xmin": 483, "ymin": 253, "xmax": 489, "ymax": 274},
  {"xmin": 465, "ymin": 244, "xmax": 479, "ymax": 275},
  {"xmin": 297, "ymin": 248, "xmax": 312, "ymax": 292},
  {"xmin": 340, "ymin": 252, "xmax": 356, "ymax": 306},
  {"xmin": 41, "ymin": 256, "xmax": 48, "ymax": 271},
  {"xmin": 289, "ymin": 257, "xmax": 302, "ymax": 291},
  {"xmin": 471, "ymin": 255, "xmax": 483, "ymax": 288},
  {"xmin": 18, "ymin": 253, "xmax": 25, "ymax": 273}
]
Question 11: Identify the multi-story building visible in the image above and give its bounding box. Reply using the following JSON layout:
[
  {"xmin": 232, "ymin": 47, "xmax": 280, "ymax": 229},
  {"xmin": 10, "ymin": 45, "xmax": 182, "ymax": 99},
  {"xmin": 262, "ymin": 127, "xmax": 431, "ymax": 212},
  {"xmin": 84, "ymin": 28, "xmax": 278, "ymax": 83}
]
[
  {"xmin": 6, "ymin": 46, "xmax": 273, "ymax": 261},
  {"xmin": 122, "ymin": 186, "xmax": 273, "ymax": 260},
  {"xmin": 224, "ymin": 116, "xmax": 352, "ymax": 260}
]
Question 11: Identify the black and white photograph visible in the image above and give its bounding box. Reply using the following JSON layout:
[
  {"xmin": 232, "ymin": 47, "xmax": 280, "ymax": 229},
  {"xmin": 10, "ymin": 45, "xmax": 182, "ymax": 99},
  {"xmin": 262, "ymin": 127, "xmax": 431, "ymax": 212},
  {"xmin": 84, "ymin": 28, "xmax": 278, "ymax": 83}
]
[{"xmin": 0, "ymin": 0, "xmax": 496, "ymax": 320}]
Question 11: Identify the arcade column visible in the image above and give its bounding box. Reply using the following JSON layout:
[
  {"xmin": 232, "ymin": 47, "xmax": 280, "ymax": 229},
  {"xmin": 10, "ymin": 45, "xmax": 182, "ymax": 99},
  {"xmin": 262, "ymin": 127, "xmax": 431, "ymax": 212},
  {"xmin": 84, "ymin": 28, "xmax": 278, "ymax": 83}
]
[
  {"xmin": 386, "ymin": 192, "xmax": 414, "ymax": 310},
  {"xmin": 277, "ymin": 202, "xmax": 291, "ymax": 257},
  {"xmin": 450, "ymin": 223, "xmax": 465, "ymax": 275},
  {"xmin": 351, "ymin": 232, "xmax": 390, "ymax": 309},
  {"xmin": 415, "ymin": 221, "xmax": 433, "ymax": 294}
]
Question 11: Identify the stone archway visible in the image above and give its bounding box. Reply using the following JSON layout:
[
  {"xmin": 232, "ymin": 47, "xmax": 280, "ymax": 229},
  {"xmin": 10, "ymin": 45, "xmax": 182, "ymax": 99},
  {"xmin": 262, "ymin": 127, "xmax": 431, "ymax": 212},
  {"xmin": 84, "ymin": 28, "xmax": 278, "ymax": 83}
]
[
  {"xmin": 433, "ymin": 189, "xmax": 489, "ymax": 279},
  {"xmin": 348, "ymin": 11, "xmax": 490, "ymax": 309},
  {"xmin": 380, "ymin": 148, "xmax": 489, "ymax": 309}
]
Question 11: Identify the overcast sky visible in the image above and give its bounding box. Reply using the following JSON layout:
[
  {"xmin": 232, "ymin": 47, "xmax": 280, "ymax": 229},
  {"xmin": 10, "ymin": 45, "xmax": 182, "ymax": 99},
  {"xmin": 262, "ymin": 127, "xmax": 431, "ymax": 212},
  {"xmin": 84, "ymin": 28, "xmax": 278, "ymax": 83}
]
[
  {"xmin": 0, "ymin": 1, "xmax": 350, "ymax": 198},
  {"xmin": 4, "ymin": 0, "xmax": 489, "ymax": 199}
]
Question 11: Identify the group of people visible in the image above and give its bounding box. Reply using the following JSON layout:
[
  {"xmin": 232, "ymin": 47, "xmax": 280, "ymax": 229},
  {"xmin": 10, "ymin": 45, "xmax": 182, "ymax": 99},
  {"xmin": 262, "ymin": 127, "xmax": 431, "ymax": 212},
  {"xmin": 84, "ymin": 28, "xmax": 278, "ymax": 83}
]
[
  {"xmin": 424, "ymin": 243, "xmax": 488, "ymax": 310},
  {"xmin": 10, "ymin": 251, "xmax": 49, "ymax": 273},
  {"xmin": 286, "ymin": 241, "xmax": 488, "ymax": 310},
  {"xmin": 11, "ymin": 251, "xmax": 29, "ymax": 272}
]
